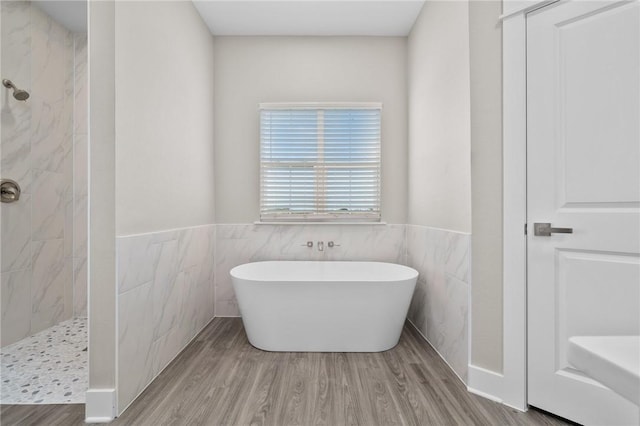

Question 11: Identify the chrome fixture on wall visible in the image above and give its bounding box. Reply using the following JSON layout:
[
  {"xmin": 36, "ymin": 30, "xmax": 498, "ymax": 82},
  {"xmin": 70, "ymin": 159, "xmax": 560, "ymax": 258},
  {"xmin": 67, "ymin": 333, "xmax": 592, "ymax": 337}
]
[
  {"xmin": 2, "ymin": 79, "xmax": 30, "ymax": 101},
  {"xmin": 0, "ymin": 179, "xmax": 21, "ymax": 203},
  {"xmin": 301, "ymin": 241, "xmax": 340, "ymax": 251}
]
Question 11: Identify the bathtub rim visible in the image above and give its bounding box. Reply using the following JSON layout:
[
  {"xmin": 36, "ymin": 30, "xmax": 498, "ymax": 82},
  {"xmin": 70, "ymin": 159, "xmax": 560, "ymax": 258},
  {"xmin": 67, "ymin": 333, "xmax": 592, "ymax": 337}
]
[{"xmin": 230, "ymin": 260, "xmax": 419, "ymax": 283}]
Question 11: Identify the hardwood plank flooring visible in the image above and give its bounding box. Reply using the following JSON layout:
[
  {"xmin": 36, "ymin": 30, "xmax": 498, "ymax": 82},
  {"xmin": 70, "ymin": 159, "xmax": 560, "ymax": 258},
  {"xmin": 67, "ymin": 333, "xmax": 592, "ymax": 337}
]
[
  {"xmin": 0, "ymin": 403, "xmax": 85, "ymax": 425},
  {"xmin": 1, "ymin": 318, "xmax": 573, "ymax": 426}
]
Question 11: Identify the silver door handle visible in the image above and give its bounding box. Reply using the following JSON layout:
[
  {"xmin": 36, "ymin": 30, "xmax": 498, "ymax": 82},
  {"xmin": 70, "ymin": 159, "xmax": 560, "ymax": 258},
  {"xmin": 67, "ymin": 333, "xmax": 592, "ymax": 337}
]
[{"xmin": 533, "ymin": 223, "xmax": 573, "ymax": 236}]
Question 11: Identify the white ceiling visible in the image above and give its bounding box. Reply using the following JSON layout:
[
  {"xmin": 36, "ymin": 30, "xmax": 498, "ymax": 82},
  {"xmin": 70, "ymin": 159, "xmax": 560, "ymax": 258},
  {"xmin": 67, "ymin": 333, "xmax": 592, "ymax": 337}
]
[
  {"xmin": 33, "ymin": 0, "xmax": 87, "ymax": 33},
  {"xmin": 192, "ymin": 1, "xmax": 426, "ymax": 36},
  {"xmin": 29, "ymin": 1, "xmax": 424, "ymax": 37}
]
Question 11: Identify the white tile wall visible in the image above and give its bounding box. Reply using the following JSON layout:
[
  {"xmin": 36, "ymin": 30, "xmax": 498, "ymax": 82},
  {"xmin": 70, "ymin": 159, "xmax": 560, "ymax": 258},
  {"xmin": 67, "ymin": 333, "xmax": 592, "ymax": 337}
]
[
  {"xmin": 30, "ymin": 239, "xmax": 67, "ymax": 333},
  {"xmin": 0, "ymin": 2, "xmax": 86, "ymax": 346},
  {"xmin": 72, "ymin": 34, "xmax": 88, "ymax": 316},
  {"xmin": 0, "ymin": 269, "xmax": 32, "ymax": 345},
  {"xmin": 116, "ymin": 225, "xmax": 215, "ymax": 413},
  {"xmin": 406, "ymin": 224, "xmax": 471, "ymax": 382}
]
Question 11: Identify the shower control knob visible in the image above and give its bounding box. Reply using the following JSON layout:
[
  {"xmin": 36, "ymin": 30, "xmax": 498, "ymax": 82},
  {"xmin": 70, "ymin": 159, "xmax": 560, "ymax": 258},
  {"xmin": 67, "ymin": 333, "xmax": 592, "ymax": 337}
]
[{"xmin": 0, "ymin": 179, "xmax": 20, "ymax": 203}]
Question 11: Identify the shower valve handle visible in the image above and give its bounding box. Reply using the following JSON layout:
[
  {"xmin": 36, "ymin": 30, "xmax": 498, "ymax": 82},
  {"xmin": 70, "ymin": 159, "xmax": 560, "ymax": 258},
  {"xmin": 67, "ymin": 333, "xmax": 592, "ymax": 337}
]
[{"xmin": 0, "ymin": 179, "xmax": 21, "ymax": 203}]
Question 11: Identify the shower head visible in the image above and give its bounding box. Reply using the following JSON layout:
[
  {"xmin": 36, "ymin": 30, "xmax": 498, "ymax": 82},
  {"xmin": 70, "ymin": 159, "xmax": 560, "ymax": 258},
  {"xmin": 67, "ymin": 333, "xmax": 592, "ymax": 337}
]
[{"xmin": 2, "ymin": 79, "xmax": 30, "ymax": 101}]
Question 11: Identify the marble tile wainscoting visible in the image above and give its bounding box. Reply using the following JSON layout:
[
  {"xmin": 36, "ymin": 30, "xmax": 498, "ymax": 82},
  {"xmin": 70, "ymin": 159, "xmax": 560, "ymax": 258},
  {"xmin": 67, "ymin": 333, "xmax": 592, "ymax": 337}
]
[
  {"xmin": 116, "ymin": 225, "xmax": 216, "ymax": 414},
  {"xmin": 114, "ymin": 223, "xmax": 471, "ymax": 413},
  {"xmin": 214, "ymin": 224, "xmax": 406, "ymax": 316},
  {"xmin": 406, "ymin": 224, "xmax": 471, "ymax": 383}
]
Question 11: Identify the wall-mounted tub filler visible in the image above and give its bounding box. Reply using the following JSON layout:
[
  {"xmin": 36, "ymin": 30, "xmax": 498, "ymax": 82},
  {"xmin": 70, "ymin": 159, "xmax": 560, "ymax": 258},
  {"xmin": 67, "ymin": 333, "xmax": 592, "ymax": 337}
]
[
  {"xmin": 301, "ymin": 241, "xmax": 340, "ymax": 251},
  {"xmin": 2, "ymin": 79, "xmax": 30, "ymax": 101}
]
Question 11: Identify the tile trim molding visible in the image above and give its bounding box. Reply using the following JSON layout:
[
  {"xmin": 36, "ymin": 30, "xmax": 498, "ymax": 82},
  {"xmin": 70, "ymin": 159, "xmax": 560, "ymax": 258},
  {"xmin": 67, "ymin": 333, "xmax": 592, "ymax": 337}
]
[{"xmin": 116, "ymin": 223, "xmax": 216, "ymax": 239}]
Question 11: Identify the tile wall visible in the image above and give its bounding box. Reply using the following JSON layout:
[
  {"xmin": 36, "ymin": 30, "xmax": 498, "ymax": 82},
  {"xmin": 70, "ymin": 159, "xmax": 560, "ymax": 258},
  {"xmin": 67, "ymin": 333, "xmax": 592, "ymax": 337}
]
[
  {"xmin": 1, "ymin": 2, "xmax": 87, "ymax": 346},
  {"xmin": 72, "ymin": 33, "xmax": 88, "ymax": 317},
  {"xmin": 116, "ymin": 225, "xmax": 216, "ymax": 413},
  {"xmin": 406, "ymin": 224, "xmax": 471, "ymax": 382}
]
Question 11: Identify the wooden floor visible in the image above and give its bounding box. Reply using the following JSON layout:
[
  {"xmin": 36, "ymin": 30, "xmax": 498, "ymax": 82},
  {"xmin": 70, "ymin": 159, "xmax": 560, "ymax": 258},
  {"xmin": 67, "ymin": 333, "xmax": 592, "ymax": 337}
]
[{"xmin": 1, "ymin": 318, "xmax": 572, "ymax": 426}]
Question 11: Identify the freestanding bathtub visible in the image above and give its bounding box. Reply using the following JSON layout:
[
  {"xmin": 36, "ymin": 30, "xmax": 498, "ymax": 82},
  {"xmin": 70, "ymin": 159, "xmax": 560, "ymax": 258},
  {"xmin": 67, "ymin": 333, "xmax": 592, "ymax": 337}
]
[{"xmin": 230, "ymin": 261, "xmax": 418, "ymax": 352}]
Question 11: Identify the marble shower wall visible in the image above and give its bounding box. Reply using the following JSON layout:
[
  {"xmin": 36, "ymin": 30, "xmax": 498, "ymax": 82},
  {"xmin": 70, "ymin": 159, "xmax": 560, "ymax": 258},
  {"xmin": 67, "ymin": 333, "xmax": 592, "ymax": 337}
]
[
  {"xmin": 215, "ymin": 224, "xmax": 406, "ymax": 316},
  {"xmin": 116, "ymin": 225, "xmax": 216, "ymax": 413},
  {"xmin": 1, "ymin": 2, "xmax": 87, "ymax": 347},
  {"xmin": 406, "ymin": 224, "xmax": 471, "ymax": 383},
  {"xmin": 72, "ymin": 34, "xmax": 88, "ymax": 317}
]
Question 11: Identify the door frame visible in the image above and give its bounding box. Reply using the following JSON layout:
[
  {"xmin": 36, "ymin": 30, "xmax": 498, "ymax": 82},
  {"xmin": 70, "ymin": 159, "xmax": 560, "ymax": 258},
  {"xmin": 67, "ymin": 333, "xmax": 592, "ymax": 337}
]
[{"xmin": 500, "ymin": 0, "xmax": 560, "ymax": 411}]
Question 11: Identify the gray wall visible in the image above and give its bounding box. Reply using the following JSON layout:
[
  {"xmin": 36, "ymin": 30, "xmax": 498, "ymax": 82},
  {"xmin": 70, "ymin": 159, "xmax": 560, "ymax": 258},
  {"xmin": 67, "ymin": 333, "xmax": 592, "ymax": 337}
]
[
  {"xmin": 408, "ymin": 0, "xmax": 503, "ymax": 374},
  {"xmin": 88, "ymin": 0, "xmax": 116, "ymax": 394},
  {"xmin": 213, "ymin": 36, "xmax": 408, "ymax": 224},
  {"xmin": 469, "ymin": 0, "xmax": 503, "ymax": 373},
  {"xmin": 115, "ymin": 1, "xmax": 215, "ymax": 236},
  {"xmin": 407, "ymin": 1, "xmax": 472, "ymax": 233}
]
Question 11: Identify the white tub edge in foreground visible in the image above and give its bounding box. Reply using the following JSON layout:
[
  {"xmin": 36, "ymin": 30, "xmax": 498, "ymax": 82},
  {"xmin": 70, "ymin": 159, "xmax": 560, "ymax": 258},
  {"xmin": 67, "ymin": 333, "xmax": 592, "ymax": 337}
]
[{"xmin": 231, "ymin": 261, "xmax": 418, "ymax": 352}]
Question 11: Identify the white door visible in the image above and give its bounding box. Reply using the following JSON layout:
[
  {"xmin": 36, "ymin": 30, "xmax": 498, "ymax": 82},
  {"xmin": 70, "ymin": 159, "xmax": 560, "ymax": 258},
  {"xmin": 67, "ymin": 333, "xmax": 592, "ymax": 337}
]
[{"xmin": 527, "ymin": 1, "xmax": 640, "ymax": 425}]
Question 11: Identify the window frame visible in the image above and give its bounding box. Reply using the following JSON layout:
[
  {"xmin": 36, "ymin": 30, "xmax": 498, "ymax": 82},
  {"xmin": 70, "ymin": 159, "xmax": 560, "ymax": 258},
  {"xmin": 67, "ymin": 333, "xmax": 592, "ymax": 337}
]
[{"xmin": 259, "ymin": 102, "xmax": 383, "ymax": 223}]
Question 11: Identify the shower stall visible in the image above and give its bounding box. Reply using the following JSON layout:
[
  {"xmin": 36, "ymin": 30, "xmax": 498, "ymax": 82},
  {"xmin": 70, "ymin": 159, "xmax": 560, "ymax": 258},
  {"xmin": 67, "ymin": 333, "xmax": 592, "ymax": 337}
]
[{"xmin": 1, "ymin": 0, "xmax": 88, "ymax": 404}]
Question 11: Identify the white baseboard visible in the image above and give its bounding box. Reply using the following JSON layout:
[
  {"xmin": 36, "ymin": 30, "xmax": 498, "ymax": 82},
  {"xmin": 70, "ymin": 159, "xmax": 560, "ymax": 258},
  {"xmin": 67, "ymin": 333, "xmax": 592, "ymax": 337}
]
[
  {"xmin": 467, "ymin": 364, "xmax": 504, "ymax": 403},
  {"xmin": 85, "ymin": 389, "xmax": 116, "ymax": 423}
]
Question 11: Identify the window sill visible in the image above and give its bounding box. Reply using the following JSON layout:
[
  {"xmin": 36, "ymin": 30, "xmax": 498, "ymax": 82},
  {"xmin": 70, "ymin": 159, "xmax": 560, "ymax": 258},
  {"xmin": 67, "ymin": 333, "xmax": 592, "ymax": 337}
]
[{"xmin": 254, "ymin": 221, "xmax": 388, "ymax": 226}]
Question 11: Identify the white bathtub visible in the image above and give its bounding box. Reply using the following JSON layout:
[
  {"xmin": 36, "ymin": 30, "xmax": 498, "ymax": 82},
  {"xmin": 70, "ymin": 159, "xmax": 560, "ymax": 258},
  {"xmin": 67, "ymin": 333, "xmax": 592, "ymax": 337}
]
[{"xmin": 230, "ymin": 261, "xmax": 418, "ymax": 352}]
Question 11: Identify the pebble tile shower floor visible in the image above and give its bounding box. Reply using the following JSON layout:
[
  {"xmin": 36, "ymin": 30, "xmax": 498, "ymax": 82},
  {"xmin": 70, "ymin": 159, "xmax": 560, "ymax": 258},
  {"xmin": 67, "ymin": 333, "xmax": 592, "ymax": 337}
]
[{"xmin": 0, "ymin": 317, "xmax": 87, "ymax": 404}]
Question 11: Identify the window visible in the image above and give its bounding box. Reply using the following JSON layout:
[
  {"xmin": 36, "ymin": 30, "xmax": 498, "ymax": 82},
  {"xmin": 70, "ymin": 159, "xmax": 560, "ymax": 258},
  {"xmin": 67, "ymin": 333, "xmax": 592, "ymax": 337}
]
[{"xmin": 260, "ymin": 103, "xmax": 382, "ymax": 222}]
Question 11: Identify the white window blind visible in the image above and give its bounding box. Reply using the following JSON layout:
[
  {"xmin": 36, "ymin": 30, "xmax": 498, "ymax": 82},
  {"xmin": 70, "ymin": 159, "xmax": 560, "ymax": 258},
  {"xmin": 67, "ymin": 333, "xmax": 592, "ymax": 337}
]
[{"xmin": 260, "ymin": 103, "xmax": 382, "ymax": 221}]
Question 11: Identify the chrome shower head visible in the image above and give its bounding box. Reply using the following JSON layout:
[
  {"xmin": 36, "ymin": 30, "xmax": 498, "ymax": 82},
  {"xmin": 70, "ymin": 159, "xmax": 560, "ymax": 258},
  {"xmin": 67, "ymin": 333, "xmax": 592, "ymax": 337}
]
[{"xmin": 2, "ymin": 79, "xmax": 30, "ymax": 101}]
